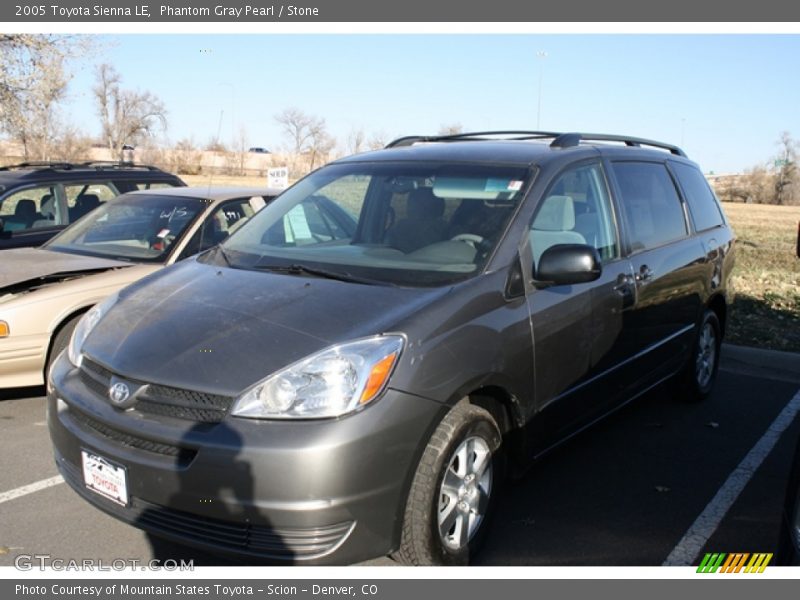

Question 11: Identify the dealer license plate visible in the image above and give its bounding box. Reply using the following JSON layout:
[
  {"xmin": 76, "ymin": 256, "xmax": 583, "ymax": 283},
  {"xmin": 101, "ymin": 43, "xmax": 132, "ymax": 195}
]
[{"xmin": 81, "ymin": 450, "xmax": 128, "ymax": 506}]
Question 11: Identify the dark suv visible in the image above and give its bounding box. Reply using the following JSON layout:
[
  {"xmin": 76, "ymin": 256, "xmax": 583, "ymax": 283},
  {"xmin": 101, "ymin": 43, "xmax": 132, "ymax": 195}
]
[
  {"xmin": 48, "ymin": 131, "xmax": 734, "ymax": 565},
  {"xmin": 0, "ymin": 161, "xmax": 185, "ymax": 249}
]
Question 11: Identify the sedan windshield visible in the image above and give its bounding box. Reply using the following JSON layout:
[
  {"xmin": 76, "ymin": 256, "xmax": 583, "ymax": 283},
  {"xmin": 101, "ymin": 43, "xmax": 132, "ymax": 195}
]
[
  {"xmin": 217, "ymin": 162, "xmax": 531, "ymax": 286},
  {"xmin": 45, "ymin": 193, "xmax": 205, "ymax": 262}
]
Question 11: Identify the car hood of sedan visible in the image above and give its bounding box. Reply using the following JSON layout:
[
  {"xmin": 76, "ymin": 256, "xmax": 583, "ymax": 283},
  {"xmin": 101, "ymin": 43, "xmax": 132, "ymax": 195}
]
[
  {"xmin": 82, "ymin": 257, "xmax": 452, "ymax": 398},
  {"xmin": 0, "ymin": 247, "xmax": 133, "ymax": 293}
]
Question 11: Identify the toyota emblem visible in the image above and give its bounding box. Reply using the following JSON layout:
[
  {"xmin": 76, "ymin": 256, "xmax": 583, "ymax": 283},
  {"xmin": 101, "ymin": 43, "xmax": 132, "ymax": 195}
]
[{"xmin": 108, "ymin": 381, "xmax": 131, "ymax": 406}]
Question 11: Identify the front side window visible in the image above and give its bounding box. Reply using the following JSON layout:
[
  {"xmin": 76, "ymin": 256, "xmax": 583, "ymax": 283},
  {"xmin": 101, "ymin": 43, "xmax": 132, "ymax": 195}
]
[
  {"xmin": 218, "ymin": 162, "xmax": 531, "ymax": 286},
  {"xmin": 529, "ymin": 162, "xmax": 619, "ymax": 270},
  {"xmin": 612, "ymin": 162, "xmax": 687, "ymax": 252},
  {"xmin": 46, "ymin": 193, "xmax": 205, "ymax": 262},
  {"xmin": 64, "ymin": 183, "xmax": 118, "ymax": 223},
  {"xmin": 181, "ymin": 195, "xmax": 272, "ymax": 258},
  {"xmin": 671, "ymin": 162, "xmax": 725, "ymax": 232},
  {"xmin": 0, "ymin": 186, "xmax": 60, "ymax": 231}
]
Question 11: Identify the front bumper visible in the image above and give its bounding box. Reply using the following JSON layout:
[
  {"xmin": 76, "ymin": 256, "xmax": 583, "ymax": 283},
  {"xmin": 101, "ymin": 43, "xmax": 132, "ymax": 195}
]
[{"xmin": 47, "ymin": 352, "xmax": 444, "ymax": 564}]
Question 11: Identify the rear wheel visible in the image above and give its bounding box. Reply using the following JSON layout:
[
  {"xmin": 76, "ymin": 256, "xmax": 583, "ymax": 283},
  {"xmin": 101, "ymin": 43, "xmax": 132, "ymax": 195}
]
[
  {"xmin": 678, "ymin": 309, "xmax": 721, "ymax": 402},
  {"xmin": 394, "ymin": 400, "xmax": 503, "ymax": 565}
]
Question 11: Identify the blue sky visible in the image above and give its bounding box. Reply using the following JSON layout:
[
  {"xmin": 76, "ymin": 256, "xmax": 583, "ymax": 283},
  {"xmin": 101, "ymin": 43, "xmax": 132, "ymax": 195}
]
[{"xmin": 63, "ymin": 34, "xmax": 800, "ymax": 174}]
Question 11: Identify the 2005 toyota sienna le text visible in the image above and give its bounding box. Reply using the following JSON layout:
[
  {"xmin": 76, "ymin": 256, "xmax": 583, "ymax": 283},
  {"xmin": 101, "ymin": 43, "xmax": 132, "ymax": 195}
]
[{"xmin": 47, "ymin": 131, "xmax": 735, "ymax": 565}]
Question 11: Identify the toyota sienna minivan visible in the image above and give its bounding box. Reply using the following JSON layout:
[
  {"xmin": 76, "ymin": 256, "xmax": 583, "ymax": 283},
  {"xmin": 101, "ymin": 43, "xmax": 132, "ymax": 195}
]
[{"xmin": 48, "ymin": 131, "xmax": 735, "ymax": 565}]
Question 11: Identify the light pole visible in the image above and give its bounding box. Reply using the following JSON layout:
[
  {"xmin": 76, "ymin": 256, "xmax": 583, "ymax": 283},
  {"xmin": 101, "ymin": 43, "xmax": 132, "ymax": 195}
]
[{"xmin": 536, "ymin": 50, "xmax": 548, "ymax": 129}]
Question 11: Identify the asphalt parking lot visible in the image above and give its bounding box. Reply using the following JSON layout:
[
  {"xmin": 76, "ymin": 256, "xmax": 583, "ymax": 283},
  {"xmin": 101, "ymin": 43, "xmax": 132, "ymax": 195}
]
[{"xmin": 1, "ymin": 345, "xmax": 798, "ymax": 568}]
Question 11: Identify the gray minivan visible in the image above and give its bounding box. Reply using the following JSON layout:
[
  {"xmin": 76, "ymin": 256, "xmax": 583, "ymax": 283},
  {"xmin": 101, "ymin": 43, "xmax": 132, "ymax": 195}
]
[{"xmin": 47, "ymin": 131, "xmax": 735, "ymax": 565}]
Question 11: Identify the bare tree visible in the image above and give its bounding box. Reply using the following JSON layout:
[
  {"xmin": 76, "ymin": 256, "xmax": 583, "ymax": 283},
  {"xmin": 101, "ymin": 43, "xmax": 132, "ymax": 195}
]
[
  {"xmin": 274, "ymin": 107, "xmax": 335, "ymax": 175},
  {"xmin": 49, "ymin": 124, "xmax": 93, "ymax": 162},
  {"xmin": 774, "ymin": 131, "xmax": 798, "ymax": 206},
  {"xmin": 368, "ymin": 130, "xmax": 389, "ymax": 151},
  {"xmin": 94, "ymin": 64, "xmax": 167, "ymax": 161},
  {"xmin": 307, "ymin": 123, "xmax": 335, "ymax": 171},
  {"xmin": 345, "ymin": 128, "xmax": 367, "ymax": 155},
  {"xmin": 169, "ymin": 138, "xmax": 202, "ymax": 175},
  {"xmin": 226, "ymin": 126, "xmax": 250, "ymax": 176},
  {"xmin": 274, "ymin": 107, "xmax": 318, "ymax": 156},
  {"xmin": 204, "ymin": 136, "xmax": 227, "ymax": 152},
  {"xmin": 0, "ymin": 35, "xmax": 81, "ymax": 160}
]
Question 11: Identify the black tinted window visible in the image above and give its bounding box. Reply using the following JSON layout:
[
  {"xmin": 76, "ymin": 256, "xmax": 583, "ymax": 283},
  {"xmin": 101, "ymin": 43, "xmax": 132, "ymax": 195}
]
[
  {"xmin": 612, "ymin": 162, "xmax": 686, "ymax": 252},
  {"xmin": 672, "ymin": 162, "xmax": 724, "ymax": 232}
]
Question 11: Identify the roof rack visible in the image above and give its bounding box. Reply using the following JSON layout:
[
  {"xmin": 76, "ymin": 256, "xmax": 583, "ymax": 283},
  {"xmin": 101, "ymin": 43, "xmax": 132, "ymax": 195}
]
[
  {"xmin": 385, "ymin": 130, "xmax": 686, "ymax": 157},
  {"xmin": 78, "ymin": 161, "xmax": 164, "ymax": 171},
  {"xmin": 0, "ymin": 161, "xmax": 75, "ymax": 171},
  {"xmin": 0, "ymin": 161, "xmax": 166, "ymax": 172},
  {"xmin": 549, "ymin": 133, "xmax": 686, "ymax": 157},
  {"xmin": 386, "ymin": 131, "xmax": 563, "ymax": 148}
]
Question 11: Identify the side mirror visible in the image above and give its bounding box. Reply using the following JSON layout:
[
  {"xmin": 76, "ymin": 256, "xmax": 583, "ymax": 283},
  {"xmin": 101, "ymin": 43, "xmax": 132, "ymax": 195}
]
[{"xmin": 536, "ymin": 244, "xmax": 602, "ymax": 286}]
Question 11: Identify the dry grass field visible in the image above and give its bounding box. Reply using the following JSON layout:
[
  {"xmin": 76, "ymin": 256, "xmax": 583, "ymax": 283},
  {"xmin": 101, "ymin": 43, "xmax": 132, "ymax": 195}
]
[
  {"xmin": 723, "ymin": 202, "xmax": 800, "ymax": 352},
  {"xmin": 179, "ymin": 175, "xmax": 800, "ymax": 352}
]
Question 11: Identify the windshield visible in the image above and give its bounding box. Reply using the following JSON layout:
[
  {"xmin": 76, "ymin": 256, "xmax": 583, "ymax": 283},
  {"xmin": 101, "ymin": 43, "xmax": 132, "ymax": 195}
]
[
  {"xmin": 216, "ymin": 162, "xmax": 531, "ymax": 286},
  {"xmin": 46, "ymin": 193, "xmax": 205, "ymax": 262}
]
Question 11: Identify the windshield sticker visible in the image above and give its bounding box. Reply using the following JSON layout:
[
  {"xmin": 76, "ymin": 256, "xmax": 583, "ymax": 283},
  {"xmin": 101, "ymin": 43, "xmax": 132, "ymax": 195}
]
[
  {"xmin": 156, "ymin": 228, "xmax": 170, "ymax": 239},
  {"xmin": 485, "ymin": 179, "xmax": 523, "ymax": 192}
]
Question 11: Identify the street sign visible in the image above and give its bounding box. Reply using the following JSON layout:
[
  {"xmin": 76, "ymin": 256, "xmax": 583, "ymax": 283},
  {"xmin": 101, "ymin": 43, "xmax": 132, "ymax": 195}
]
[{"xmin": 268, "ymin": 166, "xmax": 289, "ymax": 189}]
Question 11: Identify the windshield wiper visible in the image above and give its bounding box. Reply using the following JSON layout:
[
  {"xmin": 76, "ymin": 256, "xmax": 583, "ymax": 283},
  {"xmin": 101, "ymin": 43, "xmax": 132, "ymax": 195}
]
[{"xmin": 252, "ymin": 263, "xmax": 388, "ymax": 286}]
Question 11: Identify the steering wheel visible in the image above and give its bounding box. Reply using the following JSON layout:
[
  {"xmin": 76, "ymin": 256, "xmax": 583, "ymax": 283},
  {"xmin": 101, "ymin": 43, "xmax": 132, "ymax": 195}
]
[{"xmin": 450, "ymin": 233, "xmax": 485, "ymax": 248}]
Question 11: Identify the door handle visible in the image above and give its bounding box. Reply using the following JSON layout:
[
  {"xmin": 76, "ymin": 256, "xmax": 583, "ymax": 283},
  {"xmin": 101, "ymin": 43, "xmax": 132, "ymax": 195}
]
[
  {"xmin": 613, "ymin": 273, "xmax": 635, "ymax": 292},
  {"xmin": 635, "ymin": 265, "xmax": 654, "ymax": 282}
]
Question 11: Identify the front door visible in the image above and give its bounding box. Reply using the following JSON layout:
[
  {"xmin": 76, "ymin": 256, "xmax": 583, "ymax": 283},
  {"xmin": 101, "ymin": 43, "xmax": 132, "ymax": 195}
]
[{"xmin": 525, "ymin": 160, "xmax": 636, "ymax": 453}]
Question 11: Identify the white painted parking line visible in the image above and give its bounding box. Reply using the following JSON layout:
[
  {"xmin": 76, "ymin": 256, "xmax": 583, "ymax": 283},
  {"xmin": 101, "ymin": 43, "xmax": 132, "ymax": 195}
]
[
  {"xmin": 0, "ymin": 476, "xmax": 64, "ymax": 505},
  {"xmin": 663, "ymin": 388, "xmax": 800, "ymax": 566}
]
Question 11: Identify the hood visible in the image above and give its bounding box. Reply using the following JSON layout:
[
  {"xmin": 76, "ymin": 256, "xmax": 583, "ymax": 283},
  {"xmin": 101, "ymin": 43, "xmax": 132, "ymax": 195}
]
[
  {"xmin": 0, "ymin": 247, "xmax": 132, "ymax": 292},
  {"xmin": 83, "ymin": 258, "xmax": 450, "ymax": 397}
]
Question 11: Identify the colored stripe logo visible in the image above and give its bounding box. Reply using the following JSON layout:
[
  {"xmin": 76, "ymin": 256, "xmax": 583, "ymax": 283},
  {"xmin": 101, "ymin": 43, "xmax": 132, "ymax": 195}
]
[{"xmin": 696, "ymin": 552, "xmax": 773, "ymax": 573}]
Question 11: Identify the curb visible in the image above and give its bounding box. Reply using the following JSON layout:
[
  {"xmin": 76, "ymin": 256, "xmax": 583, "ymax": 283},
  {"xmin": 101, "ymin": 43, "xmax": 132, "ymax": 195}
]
[{"xmin": 721, "ymin": 343, "xmax": 800, "ymax": 385}]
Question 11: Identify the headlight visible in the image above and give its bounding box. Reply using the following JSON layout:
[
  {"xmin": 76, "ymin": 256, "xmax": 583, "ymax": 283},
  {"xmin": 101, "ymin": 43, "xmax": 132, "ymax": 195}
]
[
  {"xmin": 67, "ymin": 292, "xmax": 120, "ymax": 368},
  {"xmin": 231, "ymin": 335, "xmax": 404, "ymax": 419}
]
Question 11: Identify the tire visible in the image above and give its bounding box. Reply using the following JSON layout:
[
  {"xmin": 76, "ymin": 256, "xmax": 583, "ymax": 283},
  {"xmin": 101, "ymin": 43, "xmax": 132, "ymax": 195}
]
[
  {"xmin": 394, "ymin": 400, "xmax": 503, "ymax": 565},
  {"xmin": 678, "ymin": 309, "xmax": 721, "ymax": 403},
  {"xmin": 46, "ymin": 314, "xmax": 82, "ymax": 381}
]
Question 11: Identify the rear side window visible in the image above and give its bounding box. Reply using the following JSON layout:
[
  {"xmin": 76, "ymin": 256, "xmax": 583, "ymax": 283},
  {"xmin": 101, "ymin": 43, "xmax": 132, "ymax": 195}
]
[
  {"xmin": 0, "ymin": 185, "xmax": 59, "ymax": 231},
  {"xmin": 671, "ymin": 162, "xmax": 725, "ymax": 232},
  {"xmin": 612, "ymin": 162, "xmax": 687, "ymax": 252}
]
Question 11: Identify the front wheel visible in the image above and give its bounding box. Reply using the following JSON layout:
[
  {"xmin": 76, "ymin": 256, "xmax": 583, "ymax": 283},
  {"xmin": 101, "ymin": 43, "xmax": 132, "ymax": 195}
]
[
  {"xmin": 394, "ymin": 401, "xmax": 503, "ymax": 565},
  {"xmin": 678, "ymin": 309, "xmax": 722, "ymax": 402},
  {"xmin": 45, "ymin": 314, "xmax": 82, "ymax": 382}
]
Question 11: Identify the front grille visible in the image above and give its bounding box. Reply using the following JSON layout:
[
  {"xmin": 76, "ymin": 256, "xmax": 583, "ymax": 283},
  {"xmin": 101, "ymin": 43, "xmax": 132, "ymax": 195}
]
[
  {"xmin": 68, "ymin": 406, "xmax": 196, "ymax": 464},
  {"xmin": 79, "ymin": 357, "xmax": 235, "ymax": 423}
]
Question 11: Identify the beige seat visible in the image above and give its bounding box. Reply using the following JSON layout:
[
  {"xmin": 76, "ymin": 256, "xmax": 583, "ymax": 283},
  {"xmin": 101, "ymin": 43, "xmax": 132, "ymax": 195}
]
[
  {"xmin": 529, "ymin": 195, "xmax": 586, "ymax": 267},
  {"xmin": 33, "ymin": 194, "xmax": 57, "ymax": 229}
]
